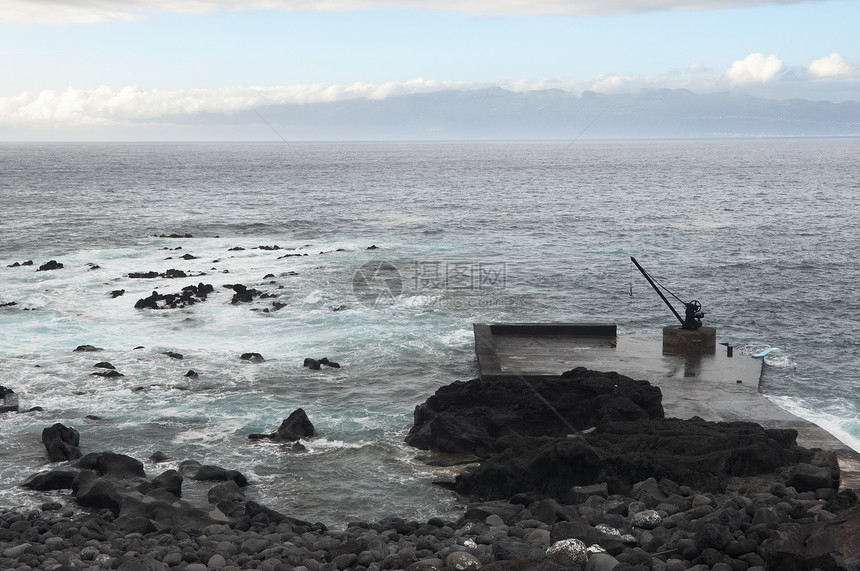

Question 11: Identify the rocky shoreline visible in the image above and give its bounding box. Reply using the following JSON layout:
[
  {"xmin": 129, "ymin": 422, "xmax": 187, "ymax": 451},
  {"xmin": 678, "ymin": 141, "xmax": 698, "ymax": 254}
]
[{"xmin": 4, "ymin": 368, "xmax": 860, "ymax": 570}]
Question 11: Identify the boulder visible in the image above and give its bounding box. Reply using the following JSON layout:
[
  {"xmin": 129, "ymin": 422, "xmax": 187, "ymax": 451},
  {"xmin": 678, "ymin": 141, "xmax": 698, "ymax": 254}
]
[
  {"xmin": 36, "ymin": 260, "xmax": 64, "ymax": 271},
  {"xmin": 248, "ymin": 408, "xmax": 316, "ymax": 442},
  {"xmin": 74, "ymin": 344, "xmax": 103, "ymax": 352},
  {"xmin": 786, "ymin": 462, "xmax": 836, "ymax": 492},
  {"xmin": 42, "ymin": 423, "xmax": 82, "ymax": 462},
  {"xmin": 149, "ymin": 469, "xmax": 183, "ymax": 498},
  {"xmin": 405, "ymin": 370, "xmax": 664, "ymax": 456},
  {"xmin": 77, "ymin": 451, "xmax": 146, "ymax": 478},
  {"xmin": 21, "ymin": 469, "xmax": 78, "ymax": 491},
  {"xmin": 178, "ymin": 460, "xmax": 248, "ymax": 487}
]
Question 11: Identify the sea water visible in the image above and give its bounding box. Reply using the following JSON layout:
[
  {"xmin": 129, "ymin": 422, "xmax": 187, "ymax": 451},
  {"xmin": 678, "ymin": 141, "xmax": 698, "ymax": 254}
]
[{"xmin": 1, "ymin": 139, "xmax": 859, "ymax": 526}]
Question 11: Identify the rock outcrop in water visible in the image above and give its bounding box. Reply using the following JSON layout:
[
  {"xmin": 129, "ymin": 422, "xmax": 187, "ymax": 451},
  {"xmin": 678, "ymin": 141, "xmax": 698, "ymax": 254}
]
[
  {"xmin": 134, "ymin": 283, "xmax": 214, "ymax": 309},
  {"xmin": 405, "ymin": 367, "xmax": 664, "ymax": 458},
  {"xmin": 248, "ymin": 408, "xmax": 316, "ymax": 442},
  {"xmin": 41, "ymin": 423, "xmax": 82, "ymax": 462}
]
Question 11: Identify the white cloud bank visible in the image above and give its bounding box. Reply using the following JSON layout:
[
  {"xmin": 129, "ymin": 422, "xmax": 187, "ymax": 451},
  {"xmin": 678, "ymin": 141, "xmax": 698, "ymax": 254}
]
[
  {"xmin": 0, "ymin": 0, "xmax": 813, "ymax": 23},
  {"xmin": 1, "ymin": 53, "xmax": 856, "ymax": 129},
  {"xmin": 809, "ymin": 52, "xmax": 853, "ymax": 78},
  {"xmin": 0, "ymin": 80, "xmax": 473, "ymax": 127},
  {"xmin": 725, "ymin": 53, "xmax": 785, "ymax": 85}
]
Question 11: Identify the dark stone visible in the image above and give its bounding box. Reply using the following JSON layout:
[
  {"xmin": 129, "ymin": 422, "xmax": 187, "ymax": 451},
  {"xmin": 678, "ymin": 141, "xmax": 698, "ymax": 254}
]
[
  {"xmin": 319, "ymin": 357, "xmax": 341, "ymax": 368},
  {"xmin": 240, "ymin": 352, "xmax": 265, "ymax": 362},
  {"xmin": 42, "ymin": 423, "xmax": 82, "ymax": 462},
  {"xmin": 275, "ymin": 408, "xmax": 316, "ymax": 441},
  {"xmin": 21, "ymin": 470, "xmax": 78, "ymax": 491},
  {"xmin": 91, "ymin": 370, "xmax": 124, "ymax": 377},
  {"xmin": 451, "ymin": 416, "xmax": 810, "ymax": 501},
  {"xmin": 135, "ymin": 283, "xmax": 213, "ymax": 309},
  {"xmin": 786, "ymin": 462, "xmax": 836, "ymax": 493},
  {"xmin": 94, "ymin": 361, "xmax": 116, "ymax": 369},
  {"xmin": 229, "ymin": 283, "xmax": 262, "ymax": 304},
  {"xmin": 185, "ymin": 369, "xmax": 199, "ymax": 378},
  {"xmin": 74, "ymin": 474, "xmax": 131, "ymax": 515},
  {"xmin": 163, "ymin": 351, "xmax": 184, "ymax": 359},
  {"xmin": 150, "ymin": 469, "xmax": 183, "ymax": 498},
  {"xmin": 178, "ymin": 460, "xmax": 248, "ymax": 487},
  {"xmin": 77, "ymin": 451, "xmax": 146, "ymax": 479},
  {"xmin": 208, "ymin": 480, "xmax": 245, "ymax": 505},
  {"xmin": 150, "ymin": 451, "xmax": 168, "ymax": 462},
  {"xmin": 110, "ymin": 289, "xmax": 125, "ymax": 298},
  {"xmin": 74, "ymin": 344, "xmax": 103, "ymax": 352},
  {"xmin": 37, "ymin": 260, "xmax": 64, "ymax": 271},
  {"xmin": 761, "ymin": 504, "xmax": 860, "ymax": 570},
  {"xmin": 304, "ymin": 358, "xmax": 321, "ymax": 369},
  {"xmin": 405, "ymin": 370, "xmax": 664, "ymax": 456}
]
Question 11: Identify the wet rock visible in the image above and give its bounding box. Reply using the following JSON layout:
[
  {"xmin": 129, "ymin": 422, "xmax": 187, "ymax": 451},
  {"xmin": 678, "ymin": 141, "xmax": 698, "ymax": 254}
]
[
  {"xmin": 110, "ymin": 289, "xmax": 125, "ymax": 298},
  {"xmin": 179, "ymin": 460, "xmax": 248, "ymax": 487},
  {"xmin": 185, "ymin": 369, "xmax": 199, "ymax": 378},
  {"xmin": 77, "ymin": 451, "xmax": 146, "ymax": 479},
  {"xmin": 248, "ymin": 408, "xmax": 316, "ymax": 442},
  {"xmin": 91, "ymin": 369, "xmax": 124, "ymax": 377},
  {"xmin": 74, "ymin": 344, "xmax": 104, "ymax": 352},
  {"xmin": 21, "ymin": 469, "xmax": 78, "ymax": 491},
  {"xmin": 42, "ymin": 423, "xmax": 82, "ymax": 462},
  {"xmin": 36, "ymin": 260, "xmax": 64, "ymax": 271},
  {"xmin": 240, "ymin": 352, "xmax": 265, "ymax": 362},
  {"xmin": 94, "ymin": 361, "xmax": 116, "ymax": 369},
  {"xmin": 304, "ymin": 357, "xmax": 340, "ymax": 369},
  {"xmin": 163, "ymin": 351, "xmax": 184, "ymax": 359}
]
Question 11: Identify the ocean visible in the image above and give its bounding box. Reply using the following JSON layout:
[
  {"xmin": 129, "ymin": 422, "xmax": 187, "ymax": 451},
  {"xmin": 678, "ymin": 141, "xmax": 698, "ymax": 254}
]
[{"xmin": 1, "ymin": 139, "xmax": 859, "ymax": 527}]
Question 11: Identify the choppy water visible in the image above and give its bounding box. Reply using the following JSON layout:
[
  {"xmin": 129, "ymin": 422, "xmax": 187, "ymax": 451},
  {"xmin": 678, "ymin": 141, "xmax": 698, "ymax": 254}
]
[{"xmin": 1, "ymin": 139, "xmax": 859, "ymax": 526}]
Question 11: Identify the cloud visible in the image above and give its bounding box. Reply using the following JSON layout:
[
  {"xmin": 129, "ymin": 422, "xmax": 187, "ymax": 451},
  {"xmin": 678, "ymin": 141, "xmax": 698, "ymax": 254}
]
[
  {"xmin": 0, "ymin": 80, "xmax": 476, "ymax": 126},
  {"xmin": 0, "ymin": 0, "xmax": 813, "ymax": 23},
  {"xmin": 724, "ymin": 53, "xmax": 784, "ymax": 85},
  {"xmin": 809, "ymin": 53, "xmax": 853, "ymax": 78}
]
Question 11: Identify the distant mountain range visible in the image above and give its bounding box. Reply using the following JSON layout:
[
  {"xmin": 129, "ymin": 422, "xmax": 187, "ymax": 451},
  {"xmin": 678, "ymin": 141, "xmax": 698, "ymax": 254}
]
[{"xmin": 204, "ymin": 87, "xmax": 860, "ymax": 140}]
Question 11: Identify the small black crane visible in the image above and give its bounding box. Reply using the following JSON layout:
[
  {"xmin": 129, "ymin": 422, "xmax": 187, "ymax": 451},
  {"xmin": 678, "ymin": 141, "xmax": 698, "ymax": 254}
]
[{"xmin": 630, "ymin": 256, "xmax": 704, "ymax": 330}]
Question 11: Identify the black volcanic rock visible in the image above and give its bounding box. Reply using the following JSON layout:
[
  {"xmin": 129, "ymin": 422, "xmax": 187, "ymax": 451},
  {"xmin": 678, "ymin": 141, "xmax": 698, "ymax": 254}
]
[
  {"xmin": 41, "ymin": 423, "xmax": 82, "ymax": 462},
  {"xmin": 77, "ymin": 451, "xmax": 146, "ymax": 479},
  {"xmin": 134, "ymin": 283, "xmax": 213, "ymax": 309},
  {"xmin": 36, "ymin": 260, "xmax": 64, "ymax": 271},
  {"xmin": 451, "ymin": 418, "xmax": 812, "ymax": 502},
  {"xmin": 405, "ymin": 368, "xmax": 664, "ymax": 457},
  {"xmin": 248, "ymin": 408, "xmax": 316, "ymax": 442}
]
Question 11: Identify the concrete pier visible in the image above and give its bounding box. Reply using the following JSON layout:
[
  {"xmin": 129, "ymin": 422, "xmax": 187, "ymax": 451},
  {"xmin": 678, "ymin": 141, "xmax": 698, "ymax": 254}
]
[{"xmin": 474, "ymin": 322, "xmax": 860, "ymax": 488}]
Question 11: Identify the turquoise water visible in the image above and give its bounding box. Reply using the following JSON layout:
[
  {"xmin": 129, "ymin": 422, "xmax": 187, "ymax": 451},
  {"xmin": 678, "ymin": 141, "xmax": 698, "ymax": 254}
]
[{"xmin": 1, "ymin": 139, "xmax": 859, "ymax": 525}]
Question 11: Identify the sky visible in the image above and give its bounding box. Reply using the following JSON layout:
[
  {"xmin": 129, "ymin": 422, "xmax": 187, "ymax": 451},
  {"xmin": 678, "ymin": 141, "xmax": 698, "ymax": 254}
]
[{"xmin": 0, "ymin": 0, "xmax": 858, "ymax": 140}]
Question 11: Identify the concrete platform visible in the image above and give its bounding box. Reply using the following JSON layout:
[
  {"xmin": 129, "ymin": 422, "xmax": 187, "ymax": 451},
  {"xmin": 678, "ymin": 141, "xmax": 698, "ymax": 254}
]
[{"xmin": 474, "ymin": 322, "xmax": 860, "ymax": 489}]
